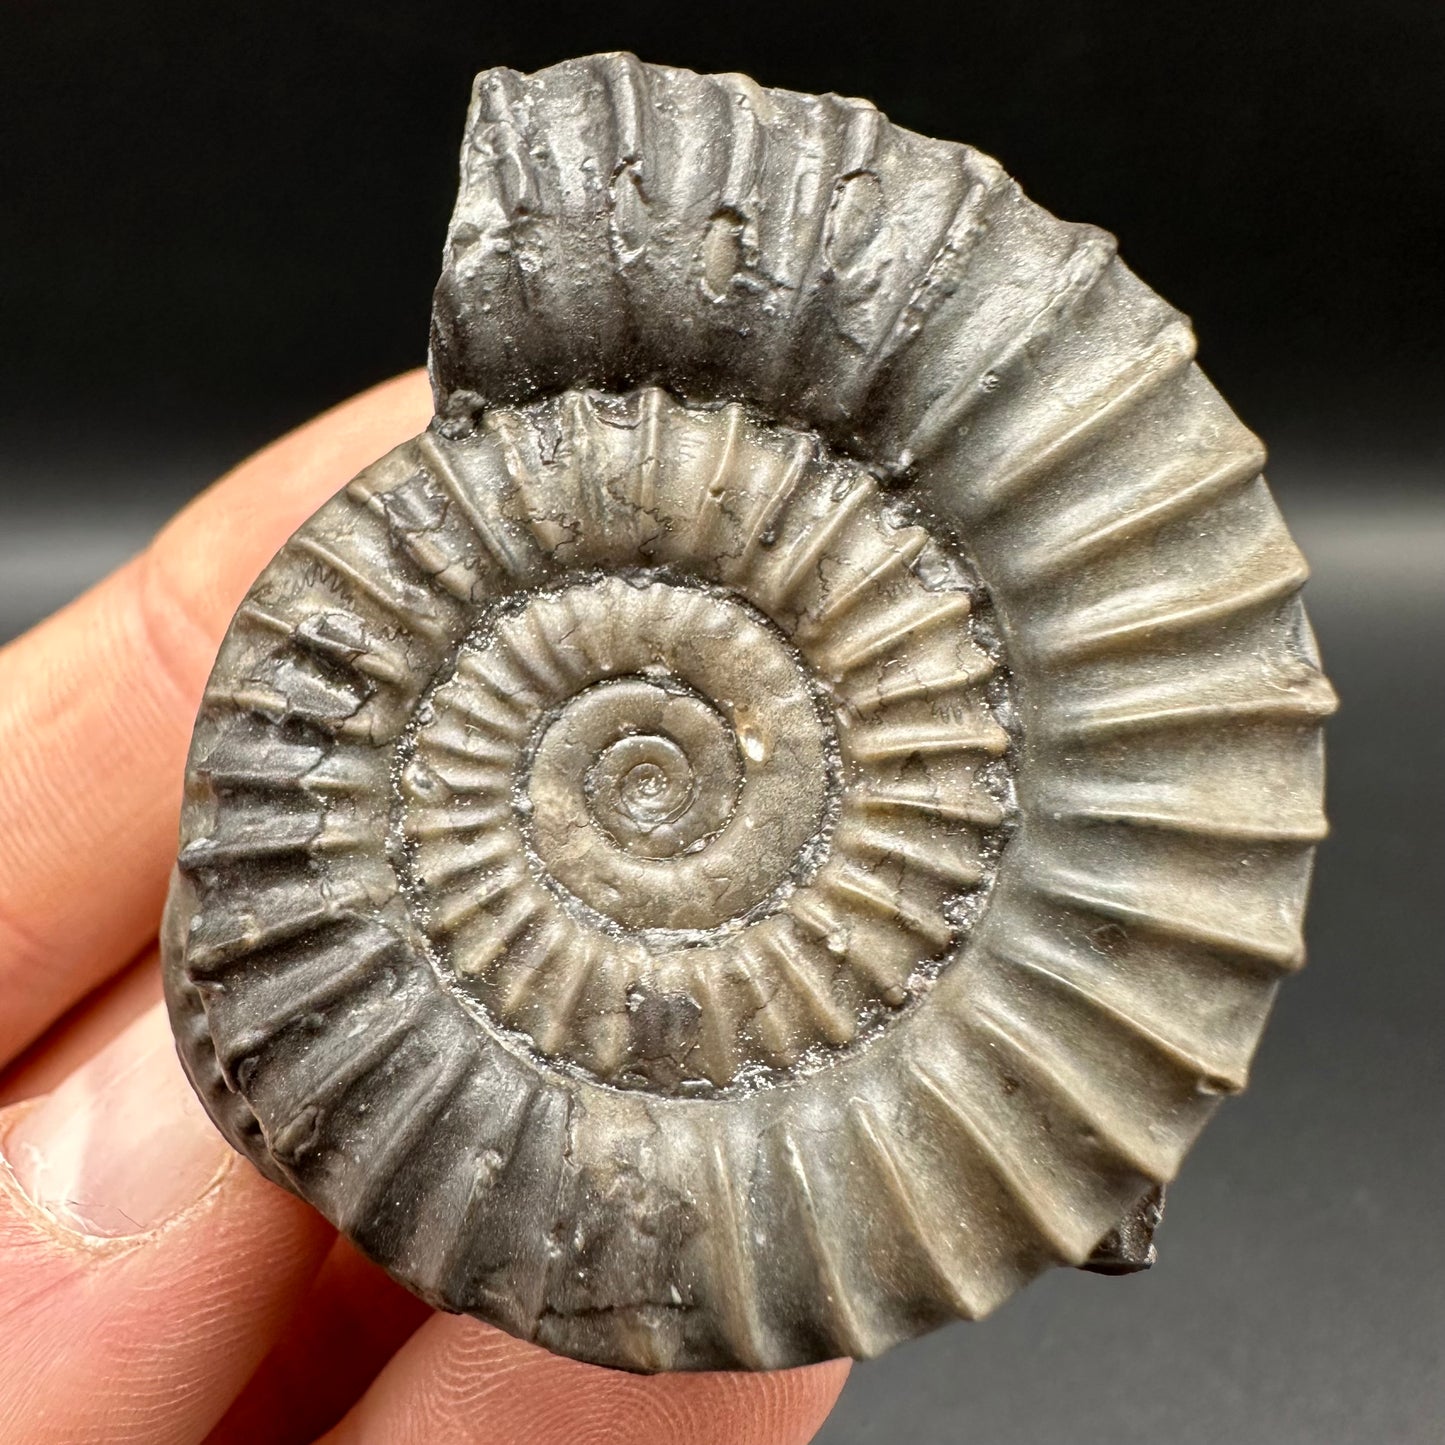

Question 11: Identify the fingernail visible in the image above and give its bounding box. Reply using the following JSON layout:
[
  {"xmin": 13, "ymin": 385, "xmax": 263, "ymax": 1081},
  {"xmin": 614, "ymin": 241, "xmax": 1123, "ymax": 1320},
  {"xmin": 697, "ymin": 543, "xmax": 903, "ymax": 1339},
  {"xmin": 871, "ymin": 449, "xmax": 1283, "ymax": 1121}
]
[{"xmin": 4, "ymin": 1004, "xmax": 230, "ymax": 1236}]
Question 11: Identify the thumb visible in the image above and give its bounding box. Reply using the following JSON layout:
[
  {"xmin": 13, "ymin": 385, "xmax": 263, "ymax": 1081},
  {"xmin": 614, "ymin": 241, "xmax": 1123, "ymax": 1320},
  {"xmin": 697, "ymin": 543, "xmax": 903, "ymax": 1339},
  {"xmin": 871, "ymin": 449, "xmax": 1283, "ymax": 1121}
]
[{"xmin": 0, "ymin": 1004, "xmax": 333, "ymax": 1443}]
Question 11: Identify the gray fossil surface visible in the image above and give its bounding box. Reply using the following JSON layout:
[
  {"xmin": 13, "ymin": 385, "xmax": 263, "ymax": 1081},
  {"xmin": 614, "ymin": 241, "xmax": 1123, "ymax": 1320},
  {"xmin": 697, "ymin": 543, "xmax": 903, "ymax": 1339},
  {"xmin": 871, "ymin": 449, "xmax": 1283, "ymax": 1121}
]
[{"xmin": 162, "ymin": 54, "xmax": 1334, "ymax": 1373}]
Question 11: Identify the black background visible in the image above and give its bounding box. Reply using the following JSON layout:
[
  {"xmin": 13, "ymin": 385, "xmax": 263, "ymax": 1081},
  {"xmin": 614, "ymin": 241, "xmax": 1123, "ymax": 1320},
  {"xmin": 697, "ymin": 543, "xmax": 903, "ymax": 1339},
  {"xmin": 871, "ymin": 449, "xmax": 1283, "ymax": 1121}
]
[
  {"xmin": 3, "ymin": 0, "xmax": 1441, "ymax": 466},
  {"xmin": 2, "ymin": 4, "xmax": 1442, "ymax": 1442}
]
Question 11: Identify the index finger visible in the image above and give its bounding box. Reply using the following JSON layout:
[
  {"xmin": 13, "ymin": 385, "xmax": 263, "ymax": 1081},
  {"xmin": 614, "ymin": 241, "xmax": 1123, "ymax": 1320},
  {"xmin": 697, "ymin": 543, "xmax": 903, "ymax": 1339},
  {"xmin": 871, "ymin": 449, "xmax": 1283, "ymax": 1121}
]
[
  {"xmin": 0, "ymin": 371, "xmax": 433, "ymax": 1063},
  {"xmin": 320, "ymin": 1313, "xmax": 849, "ymax": 1445}
]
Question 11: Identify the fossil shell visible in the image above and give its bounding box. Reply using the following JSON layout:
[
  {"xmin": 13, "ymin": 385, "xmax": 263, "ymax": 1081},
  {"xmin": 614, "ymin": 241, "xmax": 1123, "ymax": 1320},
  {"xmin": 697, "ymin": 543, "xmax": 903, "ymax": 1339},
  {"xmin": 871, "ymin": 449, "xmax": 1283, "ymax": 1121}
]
[{"xmin": 163, "ymin": 55, "xmax": 1335, "ymax": 1372}]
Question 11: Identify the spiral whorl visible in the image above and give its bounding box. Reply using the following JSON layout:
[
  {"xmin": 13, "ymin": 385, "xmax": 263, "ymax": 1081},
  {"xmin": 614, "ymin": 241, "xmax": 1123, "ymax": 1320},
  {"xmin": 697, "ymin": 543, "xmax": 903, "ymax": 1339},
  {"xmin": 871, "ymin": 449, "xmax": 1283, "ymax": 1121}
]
[
  {"xmin": 386, "ymin": 397, "xmax": 1011, "ymax": 1093},
  {"xmin": 164, "ymin": 55, "xmax": 1333, "ymax": 1374}
]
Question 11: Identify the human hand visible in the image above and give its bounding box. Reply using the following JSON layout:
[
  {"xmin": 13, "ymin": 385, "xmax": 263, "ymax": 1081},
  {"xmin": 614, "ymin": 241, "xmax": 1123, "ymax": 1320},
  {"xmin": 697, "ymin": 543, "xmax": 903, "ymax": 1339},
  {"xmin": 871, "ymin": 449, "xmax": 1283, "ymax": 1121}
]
[{"xmin": 0, "ymin": 372, "xmax": 850, "ymax": 1444}]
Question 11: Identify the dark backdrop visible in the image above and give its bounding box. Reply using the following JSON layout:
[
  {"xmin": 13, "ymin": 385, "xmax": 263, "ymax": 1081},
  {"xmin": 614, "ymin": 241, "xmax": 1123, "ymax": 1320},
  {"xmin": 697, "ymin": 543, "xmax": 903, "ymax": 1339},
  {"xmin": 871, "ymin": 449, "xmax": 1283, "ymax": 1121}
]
[
  {"xmin": 2, "ymin": 5, "xmax": 1442, "ymax": 1443},
  {"xmin": 3, "ymin": 1, "xmax": 1441, "ymax": 468}
]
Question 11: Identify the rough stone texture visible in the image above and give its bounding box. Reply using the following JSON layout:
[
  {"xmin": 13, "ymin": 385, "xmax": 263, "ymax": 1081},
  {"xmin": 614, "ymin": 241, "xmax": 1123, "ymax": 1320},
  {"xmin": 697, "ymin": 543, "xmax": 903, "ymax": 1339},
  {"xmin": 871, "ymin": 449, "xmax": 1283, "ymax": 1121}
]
[{"xmin": 163, "ymin": 54, "xmax": 1335, "ymax": 1372}]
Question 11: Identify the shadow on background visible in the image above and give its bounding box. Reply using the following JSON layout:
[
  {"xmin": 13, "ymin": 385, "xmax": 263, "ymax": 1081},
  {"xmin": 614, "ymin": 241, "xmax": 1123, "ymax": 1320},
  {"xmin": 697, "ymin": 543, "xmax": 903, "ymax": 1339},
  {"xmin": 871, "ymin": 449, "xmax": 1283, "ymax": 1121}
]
[{"xmin": 3, "ymin": 4, "xmax": 1441, "ymax": 1441}]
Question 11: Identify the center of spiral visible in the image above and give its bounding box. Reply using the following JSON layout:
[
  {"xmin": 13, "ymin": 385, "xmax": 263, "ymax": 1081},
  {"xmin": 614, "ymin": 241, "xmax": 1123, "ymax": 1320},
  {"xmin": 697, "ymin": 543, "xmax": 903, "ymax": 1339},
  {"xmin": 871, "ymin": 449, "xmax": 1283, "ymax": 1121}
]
[
  {"xmin": 595, "ymin": 737, "xmax": 693, "ymax": 828},
  {"xmin": 624, "ymin": 763, "xmax": 666, "ymax": 805},
  {"xmin": 404, "ymin": 575, "xmax": 835, "ymax": 934},
  {"xmin": 526, "ymin": 656, "xmax": 764, "ymax": 911},
  {"xmin": 560, "ymin": 682, "xmax": 741, "ymax": 862}
]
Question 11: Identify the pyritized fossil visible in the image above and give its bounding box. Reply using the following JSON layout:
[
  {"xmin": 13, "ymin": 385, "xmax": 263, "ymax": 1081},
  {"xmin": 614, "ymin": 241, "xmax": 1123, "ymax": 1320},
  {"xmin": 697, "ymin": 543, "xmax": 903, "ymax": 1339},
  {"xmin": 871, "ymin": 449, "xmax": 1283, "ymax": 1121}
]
[{"xmin": 163, "ymin": 54, "xmax": 1335, "ymax": 1373}]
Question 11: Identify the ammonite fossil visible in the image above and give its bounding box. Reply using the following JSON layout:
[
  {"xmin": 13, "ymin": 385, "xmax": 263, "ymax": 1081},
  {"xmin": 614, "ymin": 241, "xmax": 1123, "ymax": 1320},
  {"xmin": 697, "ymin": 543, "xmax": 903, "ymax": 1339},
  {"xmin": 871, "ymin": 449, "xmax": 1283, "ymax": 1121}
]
[{"xmin": 162, "ymin": 55, "xmax": 1335, "ymax": 1372}]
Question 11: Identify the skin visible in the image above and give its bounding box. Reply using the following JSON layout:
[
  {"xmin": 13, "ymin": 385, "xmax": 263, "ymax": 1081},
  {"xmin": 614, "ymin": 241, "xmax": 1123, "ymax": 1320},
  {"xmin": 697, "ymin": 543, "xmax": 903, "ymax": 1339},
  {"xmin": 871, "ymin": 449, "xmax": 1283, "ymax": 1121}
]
[{"xmin": 0, "ymin": 372, "xmax": 850, "ymax": 1444}]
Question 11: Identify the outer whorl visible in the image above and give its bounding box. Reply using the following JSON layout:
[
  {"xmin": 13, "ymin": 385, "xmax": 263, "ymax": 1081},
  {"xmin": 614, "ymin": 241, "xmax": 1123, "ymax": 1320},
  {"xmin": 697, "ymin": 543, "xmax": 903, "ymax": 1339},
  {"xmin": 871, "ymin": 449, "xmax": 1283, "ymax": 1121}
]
[{"xmin": 163, "ymin": 54, "xmax": 1335, "ymax": 1372}]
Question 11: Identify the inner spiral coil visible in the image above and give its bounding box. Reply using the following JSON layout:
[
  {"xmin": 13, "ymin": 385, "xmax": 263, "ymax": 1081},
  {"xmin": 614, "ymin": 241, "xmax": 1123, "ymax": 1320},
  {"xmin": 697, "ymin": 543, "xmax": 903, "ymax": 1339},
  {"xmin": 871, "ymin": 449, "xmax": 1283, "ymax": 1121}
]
[{"xmin": 389, "ymin": 391, "xmax": 1013, "ymax": 1093}]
